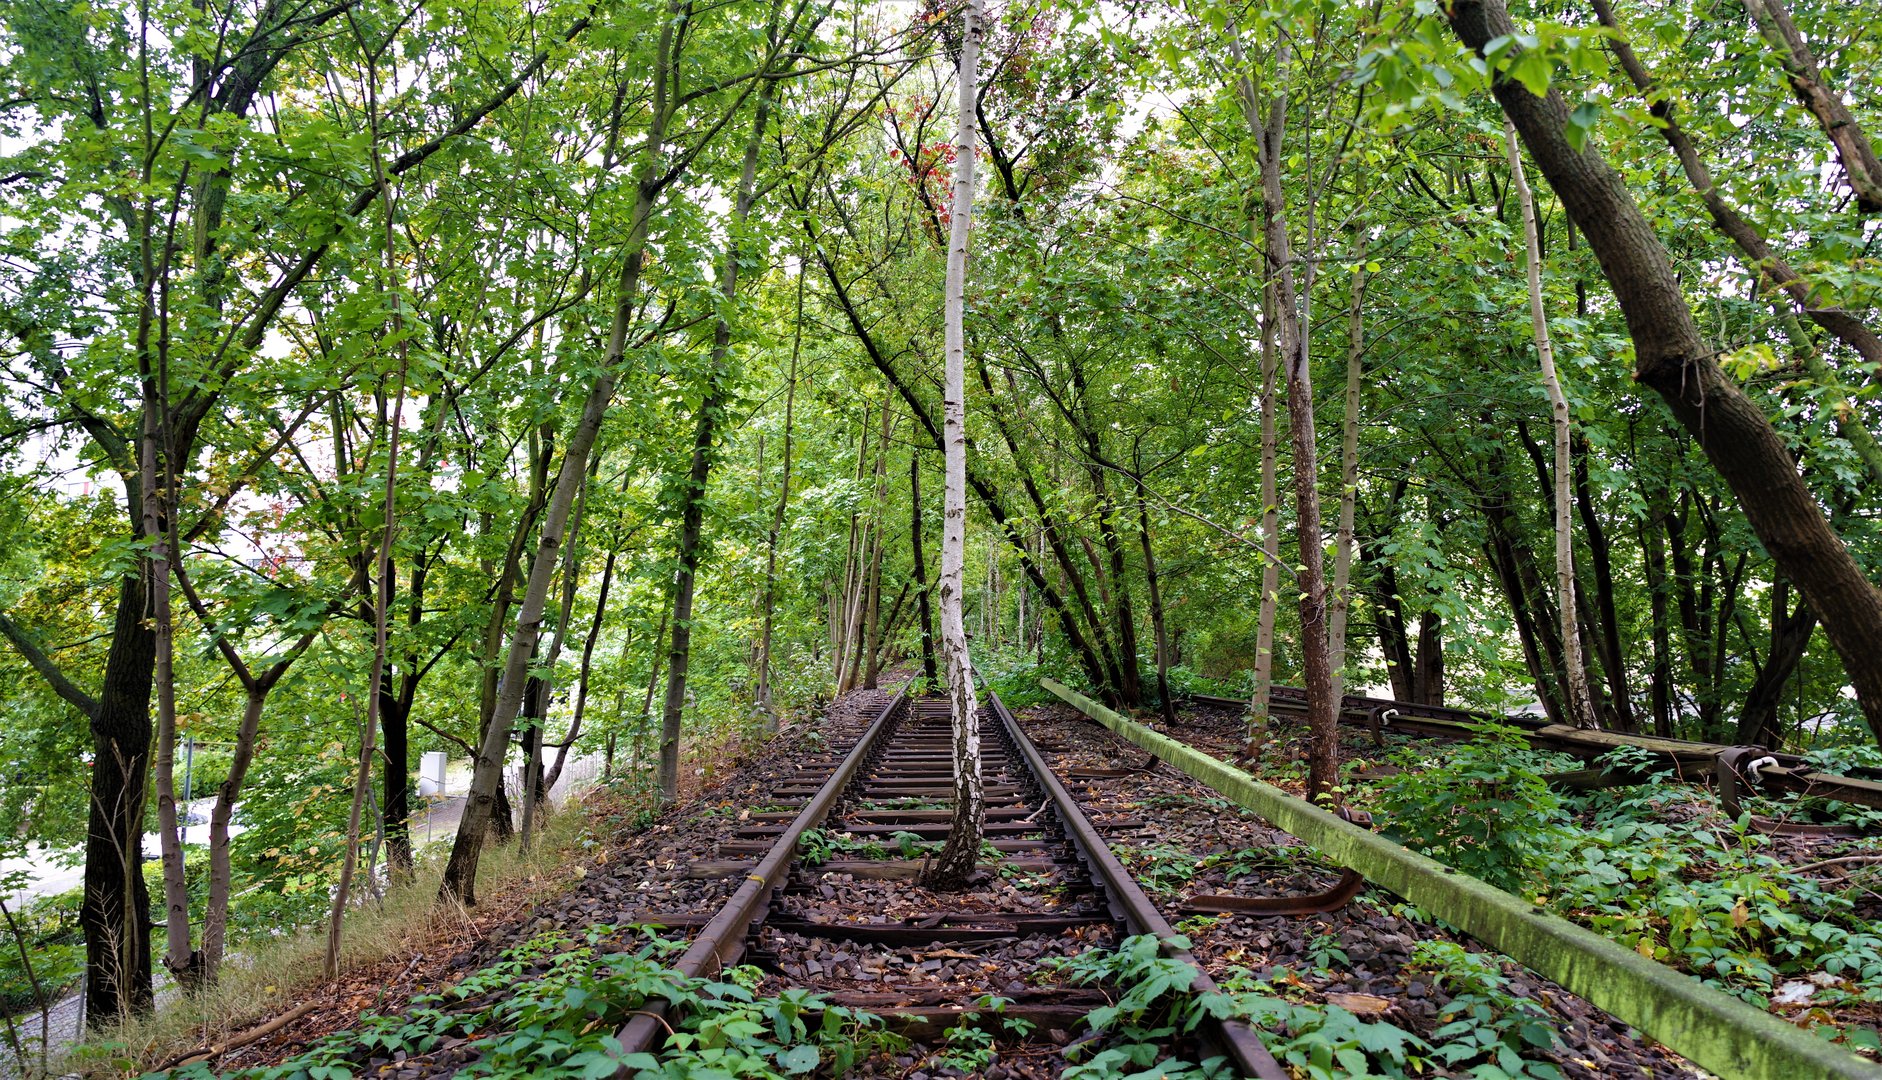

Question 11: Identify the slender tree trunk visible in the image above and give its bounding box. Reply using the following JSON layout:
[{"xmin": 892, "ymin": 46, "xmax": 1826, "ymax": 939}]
[
  {"xmin": 1485, "ymin": 529, "xmax": 1563, "ymax": 723},
  {"xmin": 1640, "ymin": 489, "xmax": 1675, "ymax": 737},
  {"xmin": 1328, "ymin": 232, "xmax": 1367, "ymax": 705},
  {"xmin": 1413, "ymin": 612, "xmax": 1444, "ymax": 706},
  {"xmin": 1573, "ymin": 442, "xmax": 1635, "ymax": 729},
  {"xmin": 1738, "ymin": 579, "xmax": 1816, "ymax": 747},
  {"xmin": 327, "ymin": 320, "xmax": 408, "ymax": 978},
  {"xmin": 657, "ymin": 71, "xmax": 777, "ymax": 802},
  {"xmin": 1245, "ymin": 35, "xmax": 1338, "ymax": 800},
  {"xmin": 1134, "ymin": 456, "xmax": 1176, "ymax": 725},
  {"xmin": 440, "ymin": 26, "xmax": 678, "ymax": 893},
  {"xmin": 812, "ymin": 243, "xmax": 1115, "ymax": 697},
  {"xmin": 145, "ymin": 398, "xmax": 195, "ymax": 986},
  {"xmin": 977, "ymin": 359, "xmax": 1126, "ymax": 696},
  {"xmin": 473, "ymin": 436, "xmax": 549, "ymax": 844},
  {"xmin": 834, "ymin": 422, "xmax": 869, "ymax": 687},
  {"xmin": 1246, "ymin": 167, "xmax": 1283, "ymax": 756},
  {"xmin": 924, "ymin": 0, "xmax": 986, "ymax": 891},
  {"xmin": 755, "ymin": 271, "xmax": 803, "ymax": 725},
  {"xmin": 911, "ymin": 454, "xmax": 938, "ymax": 685},
  {"xmin": 1505, "ymin": 117, "xmax": 1598, "ymax": 730},
  {"xmin": 518, "ymin": 677, "xmax": 546, "ymax": 852},
  {"xmin": 1372, "ymin": 536, "xmax": 1416, "ymax": 702},
  {"xmin": 857, "ymin": 399, "xmax": 892, "ymax": 690},
  {"xmin": 638, "ymin": 593, "xmax": 672, "ymax": 789},
  {"xmin": 547, "ymin": 548, "xmax": 615, "ymax": 794}
]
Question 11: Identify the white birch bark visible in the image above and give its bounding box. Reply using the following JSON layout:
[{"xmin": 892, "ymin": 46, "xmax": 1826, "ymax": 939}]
[
  {"xmin": 1505, "ymin": 117, "xmax": 1598, "ymax": 730},
  {"xmin": 925, "ymin": 0, "xmax": 987, "ymax": 889}
]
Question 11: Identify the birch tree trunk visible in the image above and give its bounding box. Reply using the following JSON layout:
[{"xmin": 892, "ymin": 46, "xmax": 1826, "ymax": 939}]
[
  {"xmin": 1328, "ymin": 232, "xmax": 1367, "ymax": 705},
  {"xmin": 1505, "ymin": 117, "xmax": 1598, "ymax": 730},
  {"xmin": 923, "ymin": 0, "xmax": 986, "ymax": 891},
  {"xmin": 1226, "ymin": 28, "xmax": 1282, "ymax": 757}
]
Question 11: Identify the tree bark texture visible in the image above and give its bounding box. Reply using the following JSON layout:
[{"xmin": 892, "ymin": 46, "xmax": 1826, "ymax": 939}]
[
  {"xmin": 1253, "ymin": 37, "xmax": 1339, "ymax": 801},
  {"xmin": 1328, "ymin": 233, "xmax": 1367, "ymax": 706},
  {"xmin": 911, "ymin": 454, "xmax": 939, "ymax": 685}
]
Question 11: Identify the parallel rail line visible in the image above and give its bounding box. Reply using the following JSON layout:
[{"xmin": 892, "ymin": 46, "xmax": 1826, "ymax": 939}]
[
  {"xmin": 1192, "ymin": 687, "xmax": 1882, "ymax": 819},
  {"xmin": 613, "ymin": 685, "xmax": 1287, "ymax": 1078}
]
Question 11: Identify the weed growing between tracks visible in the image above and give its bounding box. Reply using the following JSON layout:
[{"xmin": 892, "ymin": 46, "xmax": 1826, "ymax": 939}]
[
  {"xmin": 796, "ymin": 828, "xmax": 1004, "ymax": 867},
  {"xmin": 151, "ymin": 926, "xmax": 901, "ymax": 1080}
]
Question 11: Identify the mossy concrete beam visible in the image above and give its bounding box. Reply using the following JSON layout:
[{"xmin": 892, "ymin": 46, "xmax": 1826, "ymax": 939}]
[{"xmin": 1040, "ymin": 678, "xmax": 1882, "ymax": 1080}]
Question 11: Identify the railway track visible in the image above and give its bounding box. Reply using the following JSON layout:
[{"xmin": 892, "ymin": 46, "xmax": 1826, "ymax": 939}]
[
  {"xmin": 1191, "ymin": 688, "xmax": 1882, "ymax": 825},
  {"xmin": 614, "ymin": 685, "xmax": 1286, "ymax": 1077}
]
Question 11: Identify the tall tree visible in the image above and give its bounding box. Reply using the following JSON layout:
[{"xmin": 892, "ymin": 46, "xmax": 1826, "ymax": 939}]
[
  {"xmin": 1242, "ymin": 30, "xmax": 1340, "ymax": 801},
  {"xmin": 924, "ymin": 0, "xmax": 988, "ymax": 891},
  {"xmin": 1504, "ymin": 117, "xmax": 1597, "ymax": 730}
]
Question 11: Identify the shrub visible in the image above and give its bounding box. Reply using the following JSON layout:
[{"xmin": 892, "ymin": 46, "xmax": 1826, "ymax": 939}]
[{"xmin": 1371, "ymin": 722, "xmax": 1569, "ymax": 895}]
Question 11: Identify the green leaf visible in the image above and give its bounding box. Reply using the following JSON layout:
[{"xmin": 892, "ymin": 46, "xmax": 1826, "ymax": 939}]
[
  {"xmin": 1510, "ymin": 50, "xmax": 1552, "ymax": 98},
  {"xmin": 778, "ymin": 1043, "xmax": 821, "ymax": 1073}
]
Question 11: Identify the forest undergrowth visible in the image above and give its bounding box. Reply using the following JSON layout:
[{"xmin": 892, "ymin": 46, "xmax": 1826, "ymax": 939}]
[
  {"xmin": 42, "ymin": 722, "xmax": 799, "ymax": 1080},
  {"xmin": 53, "ymin": 802, "xmax": 602, "ymax": 1080},
  {"xmin": 1155, "ymin": 698, "xmax": 1882, "ymax": 1067}
]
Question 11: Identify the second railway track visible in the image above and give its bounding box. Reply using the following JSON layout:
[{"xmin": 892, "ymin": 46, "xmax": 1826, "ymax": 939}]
[{"xmin": 615, "ymin": 684, "xmax": 1285, "ymax": 1077}]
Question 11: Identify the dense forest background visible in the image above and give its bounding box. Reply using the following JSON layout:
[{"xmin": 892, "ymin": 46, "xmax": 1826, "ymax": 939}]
[{"xmin": 1, "ymin": 0, "xmax": 1878, "ymax": 1043}]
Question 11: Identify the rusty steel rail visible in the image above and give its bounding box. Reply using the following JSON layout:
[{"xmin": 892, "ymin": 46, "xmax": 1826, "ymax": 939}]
[
  {"xmin": 615, "ymin": 682, "xmax": 1291, "ymax": 1076},
  {"xmin": 988, "ymin": 691, "xmax": 1288, "ymax": 1080},
  {"xmin": 613, "ymin": 684, "xmax": 909, "ymax": 1066},
  {"xmin": 1192, "ymin": 689, "xmax": 1882, "ymax": 815}
]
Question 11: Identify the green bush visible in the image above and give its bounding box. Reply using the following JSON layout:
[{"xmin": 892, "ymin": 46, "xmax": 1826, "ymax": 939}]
[
  {"xmin": 1549, "ymin": 756, "xmax": 1882, "ymax": 1005},
  {"xmin": 1371, "ymin": 722, "xmax": 1570, "ymax": 895},
  {"xmin": 160, "ymin": 927, "xmax": 901, "ymax": 1080},
  {"xmin": 0, "ymin": 886, "xmax": 82, "ymax": 1016}
]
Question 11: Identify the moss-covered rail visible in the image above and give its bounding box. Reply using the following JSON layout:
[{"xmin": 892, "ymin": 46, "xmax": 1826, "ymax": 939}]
[{"xmin": 1040, "ymin": 678, "xmax": 1882, "ymax": 1080}]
